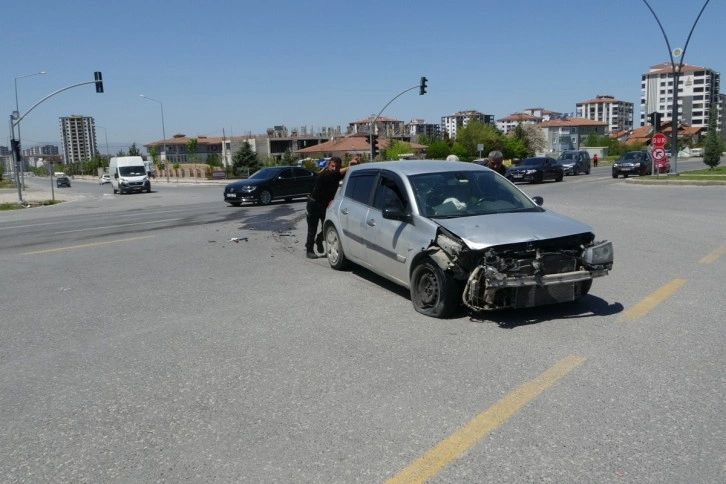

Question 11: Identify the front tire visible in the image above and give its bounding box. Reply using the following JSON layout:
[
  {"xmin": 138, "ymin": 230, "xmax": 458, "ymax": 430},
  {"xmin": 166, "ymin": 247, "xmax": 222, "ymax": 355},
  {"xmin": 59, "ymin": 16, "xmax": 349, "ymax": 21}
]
[
  {"xmin": 258, "ymin": 190, "xmax": 272, "ymax": 206},
  {"xmin": 325, "ymin": 225, "xmax": 348, "ymax": 270},
  {"xmin": 612, "ymin": 173, "xmax": 618, "ymax": 179},
  {"xmin": 410, "ymin": 258, "xmax": 459, "ymax": 318},
  {"xmin": 555, "ymin": 172, "xmax": 563, "ymax": 182}
]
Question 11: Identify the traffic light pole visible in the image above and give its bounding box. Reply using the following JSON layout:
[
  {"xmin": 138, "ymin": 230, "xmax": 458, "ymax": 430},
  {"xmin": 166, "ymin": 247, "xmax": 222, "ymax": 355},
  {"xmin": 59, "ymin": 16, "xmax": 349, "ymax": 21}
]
[
  {"xmin": 369, "ymin": 77, "xmax": 427, "ymax": 160},
  {"xmin": 9, "ymin": 75, "xmax": 103, "ymax": 203},
  {"xmin": 641, "ymin": 0, "xmax": 709, "ymax": 175}
]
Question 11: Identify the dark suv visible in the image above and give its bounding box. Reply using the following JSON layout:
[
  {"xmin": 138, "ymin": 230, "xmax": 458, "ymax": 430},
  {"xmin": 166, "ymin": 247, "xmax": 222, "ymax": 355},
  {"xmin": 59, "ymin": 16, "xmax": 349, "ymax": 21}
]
[
  {"xmin": 56, "ymin": 175, "xmax": 71, "ymax": 188},
  {"xmin": 612, "ymin": 151, "xmax": 652, "ymax": 178},
  {"xmin": 557, "ymin": 150, "xmax": 591, "ymax": 175}
]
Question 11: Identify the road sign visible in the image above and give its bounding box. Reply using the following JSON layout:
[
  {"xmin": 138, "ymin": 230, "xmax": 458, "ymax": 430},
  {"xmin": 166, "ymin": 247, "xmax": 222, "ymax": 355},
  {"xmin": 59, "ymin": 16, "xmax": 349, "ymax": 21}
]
[
  {"xmin": 652, "ymin": 147, "xmax": 667, "ymax": 161},
  {"xmin": 652, "ymin": 133, "xmax": 667, "ymax": 148}
]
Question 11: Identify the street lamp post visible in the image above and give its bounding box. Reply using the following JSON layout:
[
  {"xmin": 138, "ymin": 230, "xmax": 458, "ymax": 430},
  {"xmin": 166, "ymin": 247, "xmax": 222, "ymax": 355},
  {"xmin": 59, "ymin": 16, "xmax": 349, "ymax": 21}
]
[
  {"xmin": 139, "ymin": 94, "xmax": 169, "ymax": 183},
  {"xmin": 641, "ymin": 0, "xmax": 710, "ymax": 175},
  {"xmin": 97, "ymin": 125, "xmax": 110, "ymax": 176},
  {"xmin": 14, "ymin": 71, "xmax": 46, "ymax": 191},
  {"xmin": 97, "ymin": 125, "xmax": 110, "ymax": 156}
]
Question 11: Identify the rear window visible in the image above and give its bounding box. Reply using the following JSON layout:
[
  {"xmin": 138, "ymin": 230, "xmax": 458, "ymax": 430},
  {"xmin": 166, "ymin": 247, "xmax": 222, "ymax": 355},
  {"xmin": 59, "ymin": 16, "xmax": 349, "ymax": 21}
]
[{"xmin": 344, "ymin": 172, "xmax": 377, "ymax": 205}]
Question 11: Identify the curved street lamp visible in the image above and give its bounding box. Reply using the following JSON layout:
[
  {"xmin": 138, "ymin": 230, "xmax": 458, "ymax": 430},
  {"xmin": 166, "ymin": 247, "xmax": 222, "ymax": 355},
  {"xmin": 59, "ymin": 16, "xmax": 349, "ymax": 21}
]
[
  {"xmin": 641, "ymin": 0, "xmax": 710, "ymax": 175},
  {"xmin": 139, "ymin": 94, "xmax": 169, "ymax": 182}
]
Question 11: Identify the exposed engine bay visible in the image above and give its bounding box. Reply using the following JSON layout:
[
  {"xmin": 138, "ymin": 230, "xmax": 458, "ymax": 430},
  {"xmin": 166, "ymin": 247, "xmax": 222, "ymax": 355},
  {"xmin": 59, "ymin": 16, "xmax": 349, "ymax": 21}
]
[{"xmin": 427, "ymin": 228, "xmax": 614, "ymax": 311}]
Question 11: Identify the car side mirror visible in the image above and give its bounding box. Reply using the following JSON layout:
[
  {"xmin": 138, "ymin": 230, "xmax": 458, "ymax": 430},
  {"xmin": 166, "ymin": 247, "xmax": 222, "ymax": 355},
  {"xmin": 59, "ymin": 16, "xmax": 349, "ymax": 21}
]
[
  {"xmin": 532, "ymin": 196, "xmax": 544, "ymax": 206},
  {"xmin": 114, "ymin": 173, "xmax": 118, "ymax": 179},
  {"xmin": 382, "ymin": 207, "xmax": 412, "ymax": 223}
]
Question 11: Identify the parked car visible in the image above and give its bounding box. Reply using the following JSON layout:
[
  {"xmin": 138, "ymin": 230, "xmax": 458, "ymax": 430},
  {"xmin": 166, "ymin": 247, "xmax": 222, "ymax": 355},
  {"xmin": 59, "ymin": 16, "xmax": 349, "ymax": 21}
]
[
  {"xmin": 56, "ymin": 175, "xmax": 71, "ymax": 188},
  {"xmin": 507, "ymin": 157, "xmax": 564, "ymax": 184},
  {"xmin": 323, "ymin": 160, "xmax": 614, "ymax": 318},
  {"xmin": 557, "ymin": 150, "xmax": 591, "ymax": 175},
  {"xmin": 224, "ymin": 166, "xmax": 318, "ymax": 206},
  {"xmin": 99, "ymin": 174, "xmax": 111, "ymax": 185},
  {"xmin": 653, "ymin": 156, "xmax": 671, "ymax": 174},
  {"xmin": 612, "ymin": 151, "xmax": 653, "ymax": 178}
]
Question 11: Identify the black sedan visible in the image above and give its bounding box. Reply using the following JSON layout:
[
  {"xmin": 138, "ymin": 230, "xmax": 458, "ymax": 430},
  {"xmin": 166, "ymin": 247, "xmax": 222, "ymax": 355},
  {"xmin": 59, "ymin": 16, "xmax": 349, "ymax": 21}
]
[
  {"xmin": 56, "ymin": 175, "xmax": 71, "ymax": 188},
  {"xmin": 612, "ymin": 151, "xmax": 653, "ymax": 178},
  {"xmin": 507, "ymin": 157, "xmax": 564, "ymax": 184},
  {"xmin": 224, "ymin": 166, "xmax": 318, "ymax": 206}
]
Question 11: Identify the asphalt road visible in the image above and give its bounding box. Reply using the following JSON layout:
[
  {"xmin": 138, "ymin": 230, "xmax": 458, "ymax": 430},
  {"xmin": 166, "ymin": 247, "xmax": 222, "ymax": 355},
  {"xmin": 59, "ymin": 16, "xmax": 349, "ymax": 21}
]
[{"xmin": 1, "ymin": 169, "xmax": 724, "ymax": 482}]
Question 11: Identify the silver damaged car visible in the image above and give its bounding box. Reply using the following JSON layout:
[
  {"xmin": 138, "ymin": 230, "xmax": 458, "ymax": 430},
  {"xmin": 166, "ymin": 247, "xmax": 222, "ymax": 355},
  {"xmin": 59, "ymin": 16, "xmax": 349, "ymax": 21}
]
[{"xmin": 323, "ymin": 160, "xmax": 613, "ymax": 318}]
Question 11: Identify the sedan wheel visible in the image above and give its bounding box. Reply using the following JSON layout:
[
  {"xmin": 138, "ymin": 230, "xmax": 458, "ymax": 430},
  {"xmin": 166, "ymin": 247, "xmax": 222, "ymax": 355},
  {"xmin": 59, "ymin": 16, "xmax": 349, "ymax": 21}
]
[
  {"xmin": 258, "ymin": 190, "xmax": 272, "ymax": 205},
  {"xmin": 410, "ymin": 258, "xmax": 459, "ymax": 318},
  {"xmin": 325, "ymin": 225, "xmax": 348, "ymax": 270}
]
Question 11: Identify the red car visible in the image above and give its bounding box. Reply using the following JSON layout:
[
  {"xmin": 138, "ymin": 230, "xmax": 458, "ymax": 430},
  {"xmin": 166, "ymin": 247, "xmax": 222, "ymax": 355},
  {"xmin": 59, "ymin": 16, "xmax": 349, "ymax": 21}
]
[{"xmin": 653, "ymin": 157, "xmax": 671, "ymax": 174}]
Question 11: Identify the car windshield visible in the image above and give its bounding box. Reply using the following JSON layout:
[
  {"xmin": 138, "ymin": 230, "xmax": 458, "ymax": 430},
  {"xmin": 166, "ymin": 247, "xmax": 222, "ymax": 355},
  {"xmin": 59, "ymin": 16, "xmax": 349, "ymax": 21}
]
[
  {"xmin": 409, "ymin": 170, "xmax": 538, "ymax": 218},
  {"xmin": 248, "ymin": 168, "xmax": 278, "ymax": 180},
  {"xmin": 558, "ymin": 153, "xmax": 575, "ymax": 160},
  {"xmin": 119, "ymin": 166, "xmax": 146, "ymax": 176},
  {"xmin": 622, "ymin": 152, "xmax": 641, "ymax": 160}
]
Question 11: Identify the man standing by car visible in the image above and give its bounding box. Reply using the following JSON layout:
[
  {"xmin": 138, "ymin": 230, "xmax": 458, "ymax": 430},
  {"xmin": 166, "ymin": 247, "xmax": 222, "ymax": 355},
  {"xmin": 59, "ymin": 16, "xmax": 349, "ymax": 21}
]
[
  {"xmin": 305, "ymin": 156, "xmax": 357, "ymax": 259},
  {"xmin": 483, "ymin": 150, "xmax": 507, "ymax": 176}
]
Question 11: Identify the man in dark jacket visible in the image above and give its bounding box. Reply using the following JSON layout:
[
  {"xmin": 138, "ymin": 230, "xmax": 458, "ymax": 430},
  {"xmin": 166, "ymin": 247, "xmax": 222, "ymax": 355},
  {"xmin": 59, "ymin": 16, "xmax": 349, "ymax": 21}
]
[{"xmin": 305, "ymin": 156, "xmax": 357, "ymax": 259}]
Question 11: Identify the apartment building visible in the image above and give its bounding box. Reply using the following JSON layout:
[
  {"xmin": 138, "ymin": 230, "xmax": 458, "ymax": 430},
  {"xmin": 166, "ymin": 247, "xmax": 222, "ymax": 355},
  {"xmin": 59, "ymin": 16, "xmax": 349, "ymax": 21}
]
[
  {"xmin": 59, "ymin": 115, "xmax": 97, "ymax": 163},
  {"xmin": 405, "ymin": 119, "xmax": 440, "ymax": 138},
  {"xmin": 640, "ymin": 62, "xmax": 721, "ymax": 131},
  {"xmin": 496, "ymin": 113, "xmax": 541, "ymax": 134},
  {"xmin": 440, "ymin": 110, "xmax": 494, "ymax": 139},
  {"xmin": 576, "ymin": 94, "xmax": 634, "ymax": 132}
]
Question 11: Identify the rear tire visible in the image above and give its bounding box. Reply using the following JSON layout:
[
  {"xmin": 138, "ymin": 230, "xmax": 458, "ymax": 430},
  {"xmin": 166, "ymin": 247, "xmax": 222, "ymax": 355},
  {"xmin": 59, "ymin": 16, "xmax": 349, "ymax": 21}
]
[
  {"xmin": 325, "ymin": 225, "xmax": 348, "ymax": 270},
  {"xmin": 410, "ymin": 258, "xmax": 459, "ymax": 318}
]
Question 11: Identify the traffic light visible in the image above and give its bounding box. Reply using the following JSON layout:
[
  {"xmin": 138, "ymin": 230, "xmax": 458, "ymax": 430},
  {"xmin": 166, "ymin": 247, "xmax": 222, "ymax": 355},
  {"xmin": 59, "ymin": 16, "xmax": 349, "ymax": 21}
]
[
  {"xmin": 94, "ymin": 71, "xmax": 104, "ymax": 93},
  {"xmin": 10, "ymin": 139, "xmax": 21, "ymax": 160},
  {"xmin": 648, "ymin": 111, "xmax": 661, "ymax": 131},
  {"xmin": 419, "ymin": 76, "xmax": 427, "ymax": 95},
  {"xmin": 371, "ymin": 135, "xmax": 379, "ymax": 159}
]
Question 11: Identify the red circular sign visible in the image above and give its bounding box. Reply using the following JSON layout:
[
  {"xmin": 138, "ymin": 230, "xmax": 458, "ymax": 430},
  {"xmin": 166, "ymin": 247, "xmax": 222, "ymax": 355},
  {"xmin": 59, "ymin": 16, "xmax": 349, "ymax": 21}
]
[
  {"xmin": 652, "ymin": 133, "xmax": 667, "ymax": 148},
  {"xmin": 651, "ymin": 147, "xmax": 666, "ymax": 161}
]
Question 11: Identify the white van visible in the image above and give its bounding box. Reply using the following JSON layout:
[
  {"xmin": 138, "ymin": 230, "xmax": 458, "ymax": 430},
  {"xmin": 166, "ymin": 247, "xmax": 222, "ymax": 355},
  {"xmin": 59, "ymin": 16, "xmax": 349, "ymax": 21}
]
[{"xmin": 109, "ymin": 156, "xmax": 151, "ymax": 194}]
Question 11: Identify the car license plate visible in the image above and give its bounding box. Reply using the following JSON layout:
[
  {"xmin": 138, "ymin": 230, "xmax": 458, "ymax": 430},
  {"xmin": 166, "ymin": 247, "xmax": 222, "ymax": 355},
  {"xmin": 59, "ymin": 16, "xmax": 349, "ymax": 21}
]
[
  {"xmin": 513, "ymin": 174, "xmax": 523, "ymax": 179},
  {"xmin": 226, "ymin": 193, "xmax": 237, "ymax": 198}
]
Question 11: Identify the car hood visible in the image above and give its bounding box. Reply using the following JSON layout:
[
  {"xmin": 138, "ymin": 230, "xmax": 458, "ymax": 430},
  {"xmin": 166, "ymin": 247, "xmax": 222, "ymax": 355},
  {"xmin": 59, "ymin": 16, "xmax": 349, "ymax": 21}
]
[{"xmin": 434, "ymin": 210, "xmax": 593, "ymax": 250}]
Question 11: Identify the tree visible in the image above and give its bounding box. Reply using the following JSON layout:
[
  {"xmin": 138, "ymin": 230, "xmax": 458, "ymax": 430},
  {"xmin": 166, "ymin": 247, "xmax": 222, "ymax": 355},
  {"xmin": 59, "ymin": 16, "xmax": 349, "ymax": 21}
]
[
  {"xmin": 521, "ymin": 123, "xmax": 547, "ymax": 156},
  {"xmin": 206, "ymin": 153, "xmax": 221, "ymax": 167},
  {"xmin": 128, "ymin": 143, "xmax": 142, "ymax": 157},
  {"xmin": 426, "ymin": 140, "xmax": 451, "ymax": 159},
  {"xmin": 232, "ymin": 142, "xmax": 260, "ymax": 176},
  {"xmin": 383, "ymin": 140, "xmax": 413, "ymax": 160},
  {"xmin": 703, "ymin": 106, "xmax": 723, "ymax": 170},
  {"xmin": 187, "ymin": 138, "xmax": 198, "ymax": 177},
  {"xmin": 453, "ymin": 119, "xmax": 503, "ymax": 161}
]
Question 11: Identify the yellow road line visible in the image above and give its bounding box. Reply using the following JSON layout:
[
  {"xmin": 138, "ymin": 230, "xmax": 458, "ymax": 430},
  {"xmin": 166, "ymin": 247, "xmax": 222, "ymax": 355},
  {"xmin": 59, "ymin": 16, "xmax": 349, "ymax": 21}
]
[
  {"xmin": 387, "ymin": 355, "xmax": 585, "ymax": 484},
  {"xmin": 699, "ymin": 245, "xmax": 726, "ymax": 264},
  {"xmin": 21, "ymin": 236, "xmax": 154, "ymax": 255},
  {"xmin": 621, "ymin": 278, "xmax": 686, "ymax": 320}
]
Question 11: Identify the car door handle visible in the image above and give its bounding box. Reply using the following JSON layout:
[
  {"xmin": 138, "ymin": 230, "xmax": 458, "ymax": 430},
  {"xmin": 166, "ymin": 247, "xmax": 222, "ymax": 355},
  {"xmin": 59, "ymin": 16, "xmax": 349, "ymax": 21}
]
[
  {"xmin": 341, "ymin": 208, "xmax": 349, "ymax": 215},
  {"xmin": 367, "ymin": 218, "xmax": 376, "ymax": 227}
]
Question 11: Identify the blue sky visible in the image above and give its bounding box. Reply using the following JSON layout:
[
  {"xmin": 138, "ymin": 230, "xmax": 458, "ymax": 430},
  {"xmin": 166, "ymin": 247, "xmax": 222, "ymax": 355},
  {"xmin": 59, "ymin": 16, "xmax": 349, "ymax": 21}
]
[{"xmin": 3, "ymin": 0, "xmax": 724, "ymax": 153}]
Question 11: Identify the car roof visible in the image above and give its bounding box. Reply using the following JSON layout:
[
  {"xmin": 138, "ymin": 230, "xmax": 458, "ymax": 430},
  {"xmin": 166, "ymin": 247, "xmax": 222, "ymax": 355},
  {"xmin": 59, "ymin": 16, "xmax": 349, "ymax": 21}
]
[{"xmin": 349, "ymin": 160, "xmax": 489, "ymax": 177}]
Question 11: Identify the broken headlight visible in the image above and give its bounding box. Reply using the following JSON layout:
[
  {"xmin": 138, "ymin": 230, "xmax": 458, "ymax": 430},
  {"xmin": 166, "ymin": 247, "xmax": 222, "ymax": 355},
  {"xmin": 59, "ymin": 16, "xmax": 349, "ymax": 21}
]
[{"xmin": 582, "ymin": 240, "xmax": 614, "ymax": 266}]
